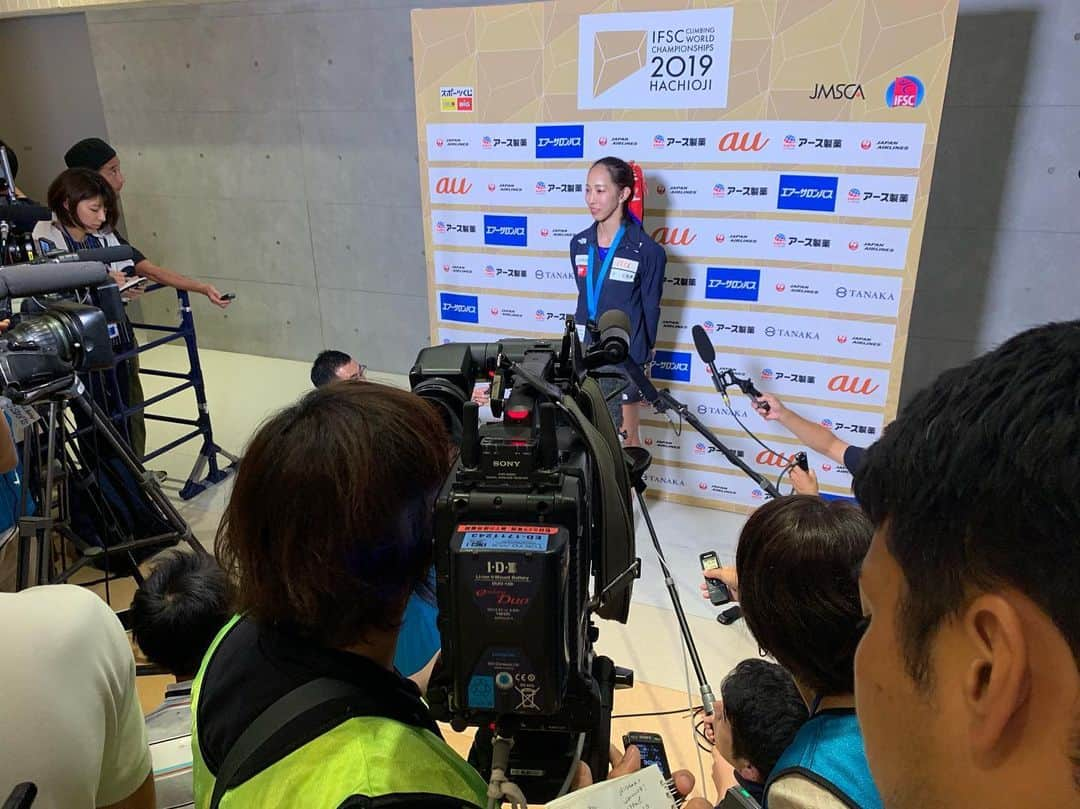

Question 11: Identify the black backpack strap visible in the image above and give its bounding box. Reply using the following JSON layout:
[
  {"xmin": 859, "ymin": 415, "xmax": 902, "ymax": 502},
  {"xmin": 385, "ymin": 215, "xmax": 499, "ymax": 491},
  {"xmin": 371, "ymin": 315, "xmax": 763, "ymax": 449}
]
[{"xmin": 208, "ymin": 677, "xmax": 376, "ymax": 809}]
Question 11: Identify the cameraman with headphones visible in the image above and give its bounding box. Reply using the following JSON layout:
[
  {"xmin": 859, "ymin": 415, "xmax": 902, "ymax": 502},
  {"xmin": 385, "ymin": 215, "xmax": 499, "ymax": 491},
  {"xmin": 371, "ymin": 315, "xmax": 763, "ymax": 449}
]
[{"xmin": 195, "ymin": 382, "xmax": 709, "ymax": 807}]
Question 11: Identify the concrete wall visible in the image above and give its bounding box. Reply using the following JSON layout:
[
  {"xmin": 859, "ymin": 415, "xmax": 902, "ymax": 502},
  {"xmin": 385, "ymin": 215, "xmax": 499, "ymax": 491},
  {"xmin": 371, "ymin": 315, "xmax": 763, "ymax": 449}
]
[
  {"xmin": 0, "ymin": 0, "xmax": 1077, "ymax": 390},
  {"xmin": 0, "ymin": 13, "xmax": 109, "ymax": 200}
]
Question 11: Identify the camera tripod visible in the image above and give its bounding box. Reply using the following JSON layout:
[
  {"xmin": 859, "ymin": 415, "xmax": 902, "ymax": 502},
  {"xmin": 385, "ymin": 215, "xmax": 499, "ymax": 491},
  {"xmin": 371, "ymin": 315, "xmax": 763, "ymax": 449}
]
[{"xmin": 13, "ymin": 373, "xmax": 203, "ymax": 592}]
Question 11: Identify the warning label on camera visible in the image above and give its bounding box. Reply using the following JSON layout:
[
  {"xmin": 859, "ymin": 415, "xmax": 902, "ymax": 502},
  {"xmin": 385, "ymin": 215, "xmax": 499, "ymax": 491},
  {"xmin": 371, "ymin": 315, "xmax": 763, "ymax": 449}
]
[{"xmin": 459, "ymin": 524, "xmax": 556, "ymax": 551}]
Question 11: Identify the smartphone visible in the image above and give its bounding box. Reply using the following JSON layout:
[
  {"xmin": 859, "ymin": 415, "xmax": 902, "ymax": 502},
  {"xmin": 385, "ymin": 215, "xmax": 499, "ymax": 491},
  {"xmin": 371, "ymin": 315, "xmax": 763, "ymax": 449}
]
[
  {"xmin": 717, "ymin": 605, "xmax": 743, "ymax": 625},
  {"xmin": 700, "ymin": 551, "xmax": 731, "ymax": 606},
  {"xmin": 221, "ymin": 293, "xmax": 237, "ymax": 301},
  {"xmin": 119, "ymin": 276, "xmax": 148, "ymax": 293},
  {"xmin": 622, "ymin": 732, "xmax": 671, "ymax": 779}
]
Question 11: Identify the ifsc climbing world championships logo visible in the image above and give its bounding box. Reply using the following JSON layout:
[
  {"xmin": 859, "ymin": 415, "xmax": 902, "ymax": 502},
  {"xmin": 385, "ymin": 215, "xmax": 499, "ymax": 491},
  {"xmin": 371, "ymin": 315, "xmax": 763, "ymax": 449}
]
[{"xmin": 577, "ymin": 7, "xmax": 734, "ymax": 110}]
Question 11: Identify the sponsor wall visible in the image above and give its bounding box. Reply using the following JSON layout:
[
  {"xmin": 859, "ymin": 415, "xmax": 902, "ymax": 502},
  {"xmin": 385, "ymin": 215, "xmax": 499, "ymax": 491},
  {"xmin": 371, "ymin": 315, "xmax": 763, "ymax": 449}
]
[{"xmin": 412, "ymin": 1, "xmax": 957, "ymax": 511}]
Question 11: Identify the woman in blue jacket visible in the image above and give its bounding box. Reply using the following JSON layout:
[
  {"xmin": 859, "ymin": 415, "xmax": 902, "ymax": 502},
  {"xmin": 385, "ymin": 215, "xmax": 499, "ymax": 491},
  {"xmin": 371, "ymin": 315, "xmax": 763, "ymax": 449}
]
[{"xmin": 571, "ymin": 157, "xmax": 666, "ymax": 445}]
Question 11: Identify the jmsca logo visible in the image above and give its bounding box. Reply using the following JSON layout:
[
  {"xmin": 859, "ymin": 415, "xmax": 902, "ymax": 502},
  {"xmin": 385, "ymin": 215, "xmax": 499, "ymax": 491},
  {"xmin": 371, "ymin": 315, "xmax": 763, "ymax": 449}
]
[
  {"xmin": 434, "ymin": 177, "xmax": 473, "ymax": 195},
  {"xmin": 535, "ymin": 125, "xmax": 584, "ymax": 159},
  {"xmin": 886, "ymin": 75, "xmax": 925, "ymax": 108},
  {"xmin": 651, "ymin": 350, "xmax": 692, "ymax": 383},
  {"xmin": 439, "ymin": 292, "xmax": 479, "ymax": 324},
  {"xmin": 705, "ymin": 268, "xmax": 760, "ymax": 302},
  {"xmin": 810, "ymin": 82, "xmax": 865, "ymax": 100},
  {"xmin": 483, "ymin": 214, "xmax": 527, "ymax": 247},
  {"xmin": 777, "ymin": 174, "xmax": 839, "ymax": 213}
]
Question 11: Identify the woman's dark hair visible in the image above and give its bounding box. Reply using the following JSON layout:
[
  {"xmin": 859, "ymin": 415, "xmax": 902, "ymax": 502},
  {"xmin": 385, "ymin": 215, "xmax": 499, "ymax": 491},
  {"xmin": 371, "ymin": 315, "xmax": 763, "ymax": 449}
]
[
  {"xmin": 130, "ymin": 550, "xmax": 229, "ymax": 678},
  {"xmin": 735, "ymin": 495, "xmax": 871, "ymax": 696},
  {"xmin": 46, "ymin": 168, "xmax": 118, "ymax": 232},
  {"xmin": 215, "ymin": 382, "xmax": 451, "ymax": 648},
  {"xmin": 591, "ymin": 156, "xmax": 634, "ymax": 218}
]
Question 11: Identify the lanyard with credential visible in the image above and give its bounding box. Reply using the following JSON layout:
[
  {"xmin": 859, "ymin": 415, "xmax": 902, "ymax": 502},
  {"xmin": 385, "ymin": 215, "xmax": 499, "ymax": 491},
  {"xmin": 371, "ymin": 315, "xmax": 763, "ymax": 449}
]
[{"xmin": 585, "ymin": 223, "xmax": 626, "ymax": 323}]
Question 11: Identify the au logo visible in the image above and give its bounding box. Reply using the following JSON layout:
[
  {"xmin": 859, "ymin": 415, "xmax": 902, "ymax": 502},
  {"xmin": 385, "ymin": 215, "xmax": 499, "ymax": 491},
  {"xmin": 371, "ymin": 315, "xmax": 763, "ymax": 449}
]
[{"xmin": 651, "ymin": 227, "xmax": 696, "ymax": 246}]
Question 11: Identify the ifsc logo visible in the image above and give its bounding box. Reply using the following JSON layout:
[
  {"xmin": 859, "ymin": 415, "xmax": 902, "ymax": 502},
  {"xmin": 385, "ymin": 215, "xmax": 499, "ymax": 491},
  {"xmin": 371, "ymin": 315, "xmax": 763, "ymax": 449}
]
[
  {"xmin": 886, "ymin": 75, "xmax": 924, "ymax": 108},
  {"xmin": 439, "ymin": 292, "xmax": 479, "ymax": 324},
  {"xmin": 483, "ymin": 214, "xmax": 528, "ymax": 247},
  {"xmin": 651, "ymin": 350, "xmax": 692, "ymax": 383},
  {"xmin": 535, "ymin": 125, "xmax": 584, "ymax": 159},
  {"xmin": 777, "ymin": 174, "xmax": 839, "ymax": 213},
  {"xmin": 705, "ymin": 268, "xmax": 760, "ymax": 302}
]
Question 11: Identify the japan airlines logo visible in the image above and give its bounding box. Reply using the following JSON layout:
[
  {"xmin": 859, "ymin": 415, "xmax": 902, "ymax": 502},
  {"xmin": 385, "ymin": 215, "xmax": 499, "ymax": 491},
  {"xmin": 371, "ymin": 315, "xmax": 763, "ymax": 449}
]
[
  {"xmin": 435, "ymin": 138, "xmax": 445, "ymax": 147},
  {"xmin": 598, "ymin": 136, "xmax": 609, "ymax": 146},
  {"xmin": 860, "ymin": 139, "xmax": 873, "ymax": 150},
  {"xmin": 848, "ymin": 241, "xmax": 860, "ymax": 251}
]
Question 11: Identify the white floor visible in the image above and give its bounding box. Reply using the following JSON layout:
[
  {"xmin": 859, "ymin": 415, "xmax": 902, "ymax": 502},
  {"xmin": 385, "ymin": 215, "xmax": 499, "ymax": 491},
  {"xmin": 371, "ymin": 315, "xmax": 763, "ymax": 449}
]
[{"xmin": 140, "ymin": 340, "xmax": 762, "ymax": 698}]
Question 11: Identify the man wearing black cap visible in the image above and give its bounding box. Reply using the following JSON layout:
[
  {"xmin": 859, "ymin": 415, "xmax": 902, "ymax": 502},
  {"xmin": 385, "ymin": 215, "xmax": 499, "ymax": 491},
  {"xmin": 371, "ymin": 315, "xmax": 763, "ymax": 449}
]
[{"xmin": 64, "ymin": 137, "xmax": 231, "ymax": 309}]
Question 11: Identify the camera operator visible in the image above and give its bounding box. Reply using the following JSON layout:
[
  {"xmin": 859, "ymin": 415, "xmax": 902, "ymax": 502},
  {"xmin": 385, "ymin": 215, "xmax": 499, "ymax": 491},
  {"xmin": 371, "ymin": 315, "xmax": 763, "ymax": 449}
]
[
  {"xmin": 310, "ymin": 350, "xmax": 366, "ymax": 386},
  {"xmin": 851, "ymin": 320, "xmax": 1080, "ymax": 809},
  {"xmin": 726, "ymin": 496, "xmax": 882, "ymax": 809},
  {"xmin": 193, "ymin": 382, "xmax": 488, "ymax": 806},
  {"xmin": 64, "ymin": 138, "xmax": 231, "ymax": 309}
]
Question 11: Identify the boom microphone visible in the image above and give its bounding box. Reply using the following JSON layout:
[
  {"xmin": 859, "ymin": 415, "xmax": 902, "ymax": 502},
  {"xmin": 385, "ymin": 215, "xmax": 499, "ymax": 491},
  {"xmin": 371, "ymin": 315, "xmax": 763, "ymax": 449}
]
[
  {"xmin": 43, "ymin": 245, "xmax": 134, "ymax": 266},
  {"xmin": 691, "ymin": 323, "xmax": 769, "ymax": 412},
  {"xmin": 0, "ymin": 261, "xmax": 109, "ymax": 298}
]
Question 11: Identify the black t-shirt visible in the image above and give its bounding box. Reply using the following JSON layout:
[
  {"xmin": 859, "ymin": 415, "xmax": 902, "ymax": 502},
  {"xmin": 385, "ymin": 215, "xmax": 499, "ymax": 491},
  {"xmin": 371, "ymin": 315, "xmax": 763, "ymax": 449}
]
[
  {"xmin": 196, "ymin": 617, "xmax": 442, "ymax": 777},
  {"xmin": 843, "ymin": 444, "xmax": 866, "ymax": 475},
  {"xmin": 115, "ymin": 231, "xmax": 147, "ymax": 266}
]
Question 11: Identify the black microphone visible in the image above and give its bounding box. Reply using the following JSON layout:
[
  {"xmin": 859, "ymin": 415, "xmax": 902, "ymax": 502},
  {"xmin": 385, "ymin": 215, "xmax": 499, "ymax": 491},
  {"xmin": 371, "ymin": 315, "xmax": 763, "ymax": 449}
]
[
  {"xmin": 0, "ymin": 203, "xmax": 51, "ymax": 230},
  {"xmin": 691, "ymin": 323, "xmax": 769, "ymax": 412},
  {"xmin": 621, "ymin": 359, "xmax": 682, "ymax": 429},
  {"xmin": 691, "ymin": 324, "xmax": 716, "ymax": 364}
]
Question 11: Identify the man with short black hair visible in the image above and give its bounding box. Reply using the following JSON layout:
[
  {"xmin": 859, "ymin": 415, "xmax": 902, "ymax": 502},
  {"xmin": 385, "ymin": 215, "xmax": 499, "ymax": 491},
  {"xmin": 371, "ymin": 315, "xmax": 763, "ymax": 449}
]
[
  {"xmin": 711, "ymin": 659, "xmax": 808, "ymax": 805},
  {"xmin": 310, "ymin": 349, "xmax": 365, "ymax": 387},
  {"xmin": 852, "ymin": 320, "xmax": 1080, "ymax": 809},
  {"xmin": 131, "ymin": 549, "xmax": 229, "ymax": 809}
]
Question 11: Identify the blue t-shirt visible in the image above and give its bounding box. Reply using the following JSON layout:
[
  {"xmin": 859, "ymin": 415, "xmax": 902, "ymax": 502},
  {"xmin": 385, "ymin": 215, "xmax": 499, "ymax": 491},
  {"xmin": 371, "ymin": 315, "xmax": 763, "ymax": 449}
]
[
  {"xmin": 394, "ymin": 568, "xmax": 441, "ymax": 678},
  {"xmin": 0, "ymin": 413, "xmax": 34, "ymax": 534}
]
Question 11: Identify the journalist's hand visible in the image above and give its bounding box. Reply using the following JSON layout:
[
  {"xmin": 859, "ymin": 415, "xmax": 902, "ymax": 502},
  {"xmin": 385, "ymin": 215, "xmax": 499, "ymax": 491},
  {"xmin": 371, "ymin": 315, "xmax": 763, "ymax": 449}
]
[
  {"xmin": 571, "ymin": 745, "xmax": 712, "ymax": 807},
  {"xmin": 753, "ymin": 393, "xmax": 784, "ymax": 421},
  {"xmin": 203, "ymin": 284, "xmax": 231, "ymax": 308},
  {"xmin": 790, "ymin": 465, "xmax": 819, "ymax": 496},
  {"xmin": 699, "ymin": 565, "xmax": 739, "ymax": 602}
]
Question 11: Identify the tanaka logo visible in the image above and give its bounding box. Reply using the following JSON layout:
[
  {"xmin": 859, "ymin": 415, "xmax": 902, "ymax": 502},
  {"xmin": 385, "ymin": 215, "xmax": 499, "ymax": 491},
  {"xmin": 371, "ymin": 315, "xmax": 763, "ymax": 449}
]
[
  {"xmin": 483, "ymin": 215, "xmax": 528, "ymax": 247},
  {"xmin": 828, "ymin": 374, "xmax": 880, "ymax": 395},
  {"xmin": 439, "ymin": 292, "xmax": 479, "ymax": 324},
  {"xmin": 434, "ymin": 177, "xmax": 473, "ymax": 195},
  {"xmin": 651, "ymin": 350, "xmax": 693, "ymax": 382},
  {"xmin": 886, "ymin": 75, "xmax": 924, "ymax": 108},
  {"xmin": 651, "ymin": 226, "xmax": 697, "ymax": 246},
  {"xmin": 718, "ymin": 131, "xmax": 769, "ymax": 152}
]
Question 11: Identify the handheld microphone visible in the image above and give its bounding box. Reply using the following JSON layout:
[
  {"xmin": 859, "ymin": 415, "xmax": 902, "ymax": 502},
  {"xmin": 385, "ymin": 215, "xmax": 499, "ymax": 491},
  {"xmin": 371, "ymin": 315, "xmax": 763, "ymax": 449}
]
[{"xmin": 691, "ymin": 323, "xmax": 769, "ymax": 412}]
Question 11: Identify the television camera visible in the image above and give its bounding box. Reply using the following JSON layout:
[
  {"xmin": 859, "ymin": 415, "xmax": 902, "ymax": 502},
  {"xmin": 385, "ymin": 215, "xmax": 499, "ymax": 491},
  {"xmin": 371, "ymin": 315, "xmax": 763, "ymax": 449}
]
[{"xmin": 410, "ymin": 312, "xmax": 641, "ymax": 803}]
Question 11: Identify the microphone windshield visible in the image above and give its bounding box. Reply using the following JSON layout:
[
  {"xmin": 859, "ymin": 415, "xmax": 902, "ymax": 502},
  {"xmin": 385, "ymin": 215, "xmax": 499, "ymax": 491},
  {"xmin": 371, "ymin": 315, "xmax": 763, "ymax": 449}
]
[{"xmin": 691, "ymin": 324, "xmax": 716, "ymax": 363}]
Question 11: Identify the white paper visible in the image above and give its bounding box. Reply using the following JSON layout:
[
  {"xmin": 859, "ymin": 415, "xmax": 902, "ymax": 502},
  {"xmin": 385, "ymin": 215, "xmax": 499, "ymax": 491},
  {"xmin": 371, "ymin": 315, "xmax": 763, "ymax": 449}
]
[{"xmin": 546, "ymin": 765, "xmax": 675, "ymax": 809}]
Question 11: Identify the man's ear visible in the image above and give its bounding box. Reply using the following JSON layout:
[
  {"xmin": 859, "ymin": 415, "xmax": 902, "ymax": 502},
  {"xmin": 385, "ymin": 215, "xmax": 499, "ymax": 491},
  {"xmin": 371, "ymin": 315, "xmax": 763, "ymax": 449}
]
[
  {"xmin": 737, "ymin": 762, "xmax": 763, "ymax": 784},
  {"xmin": 961, "ymin": 593, "xmax": 1031, "ymax": 761}
]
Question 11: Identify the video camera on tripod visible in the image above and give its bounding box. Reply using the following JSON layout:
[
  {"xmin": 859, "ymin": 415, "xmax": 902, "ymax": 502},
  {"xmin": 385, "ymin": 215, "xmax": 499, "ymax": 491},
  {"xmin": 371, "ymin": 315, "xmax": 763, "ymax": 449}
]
[{"xmin": 409, "ymin": 312, "xmax": 640, "ymax": 803}]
